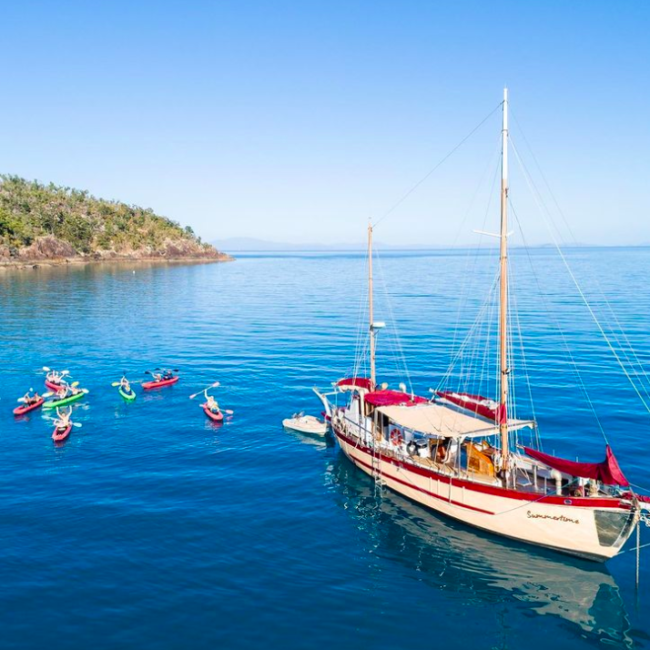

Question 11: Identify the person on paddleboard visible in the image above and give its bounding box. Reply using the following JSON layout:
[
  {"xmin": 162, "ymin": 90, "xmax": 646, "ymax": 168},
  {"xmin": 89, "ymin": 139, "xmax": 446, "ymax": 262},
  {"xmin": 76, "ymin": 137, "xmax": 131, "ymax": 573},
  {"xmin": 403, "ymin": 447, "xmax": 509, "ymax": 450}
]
[{"xmin": 203, "ymin": 390, "xmax": 220, "ymax": 414}]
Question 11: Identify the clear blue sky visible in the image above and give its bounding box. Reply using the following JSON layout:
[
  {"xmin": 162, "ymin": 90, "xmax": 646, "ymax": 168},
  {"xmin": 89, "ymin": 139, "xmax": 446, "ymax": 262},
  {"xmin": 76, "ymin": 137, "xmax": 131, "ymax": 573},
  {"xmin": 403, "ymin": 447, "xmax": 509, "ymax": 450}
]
[{"xmin": 1, "ymin": 0, "xmax": 648, "ymax": 246}]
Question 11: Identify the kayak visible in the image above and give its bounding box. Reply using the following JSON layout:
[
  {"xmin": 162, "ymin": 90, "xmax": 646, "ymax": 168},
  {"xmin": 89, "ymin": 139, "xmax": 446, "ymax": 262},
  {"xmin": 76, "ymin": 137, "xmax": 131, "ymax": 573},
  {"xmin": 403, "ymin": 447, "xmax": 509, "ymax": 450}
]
[
  {"xmin": 142, "ymin": 376, "xmax": 179, "ymax": 390},
  {"xmin": 52, "ymin": 424, "xmax": 72, "ymax": 442},
  {"xmin": 13, "ymin": 397, "xmax": 45, "ymax": 416},
  {"xmin": 119, "ymin": 386, "xmax": 136, "ymax": 402},
  {"xmin": 45, "ymin": 378, "xmax": 64, "ymax": 391},
  {"xmin": 43, "ymin": 390, "xmax": 87, "ymax": 409},
  {"xmin": 202, "ymin": 403, "xmax": 224, "ymax": 422}
]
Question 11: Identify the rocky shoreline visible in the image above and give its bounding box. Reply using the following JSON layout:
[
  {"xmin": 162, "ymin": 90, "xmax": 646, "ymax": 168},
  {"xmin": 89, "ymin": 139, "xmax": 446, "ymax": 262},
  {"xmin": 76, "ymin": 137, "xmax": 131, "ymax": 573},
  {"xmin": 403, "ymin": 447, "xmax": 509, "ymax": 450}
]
[{"xmin": 0, "ymin": 235, "xmax": 234, "ymax": 270}]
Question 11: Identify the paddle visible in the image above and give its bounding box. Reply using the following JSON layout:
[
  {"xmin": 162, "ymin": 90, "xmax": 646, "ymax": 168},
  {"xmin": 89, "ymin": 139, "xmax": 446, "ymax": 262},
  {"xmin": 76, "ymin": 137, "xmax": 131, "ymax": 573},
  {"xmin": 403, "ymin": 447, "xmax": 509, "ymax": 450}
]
[
  {"xmin": 44, "ymin": 416, "xmax": 82, "ymax": 428},
  {"xmin": 17, "ymin": 390, "xmax": 52, "ymax": 403},
  {"xmin": 189, "ymin": 382, "xmax": 221, "ymax": 399},
  {"xmin": 42, "ymin": 367, "xmax": 70, "ymax": 376}
]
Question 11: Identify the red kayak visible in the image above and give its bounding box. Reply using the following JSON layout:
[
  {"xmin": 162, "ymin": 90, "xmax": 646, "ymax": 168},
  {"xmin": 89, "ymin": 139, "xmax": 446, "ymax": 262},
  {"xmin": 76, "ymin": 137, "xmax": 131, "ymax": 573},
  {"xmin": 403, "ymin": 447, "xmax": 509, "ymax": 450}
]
[
  {"xmin": 142, "ymin": 376, "xmax": 180, "ymax": 390},
  {"xmin": 13, "ymin": 397, "xmax": 45, "ymax": 416},
  {"xmin": 202, "ymin": 403, "xmax": 224, "ymax": 422},
  {"xmin": 45, "ymin": 378, "xmax": 63, "ymax": 391},
  {"xmin": 52, "ymin": 424, "xmax": 72, "ymax": 442}
]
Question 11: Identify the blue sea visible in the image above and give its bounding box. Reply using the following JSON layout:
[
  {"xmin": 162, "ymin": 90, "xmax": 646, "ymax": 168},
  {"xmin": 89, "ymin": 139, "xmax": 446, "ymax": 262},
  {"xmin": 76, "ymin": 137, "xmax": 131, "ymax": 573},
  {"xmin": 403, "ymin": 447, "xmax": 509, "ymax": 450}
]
[{"xmin": 1, "ymin": 248, "xmax": 650, "ymax": 650}]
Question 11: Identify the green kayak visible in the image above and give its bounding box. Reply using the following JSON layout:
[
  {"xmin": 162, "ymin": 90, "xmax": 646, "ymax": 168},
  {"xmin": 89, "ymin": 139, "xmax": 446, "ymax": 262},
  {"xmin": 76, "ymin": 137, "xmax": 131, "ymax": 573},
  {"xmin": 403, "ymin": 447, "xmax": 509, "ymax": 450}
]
[
  {"xmin": 119, "ymin": 386, "xmax": 136, "ymax": 402},
  {"xmin": 43, "ymin": 390, "xmax": 87, "ymax": 409}
]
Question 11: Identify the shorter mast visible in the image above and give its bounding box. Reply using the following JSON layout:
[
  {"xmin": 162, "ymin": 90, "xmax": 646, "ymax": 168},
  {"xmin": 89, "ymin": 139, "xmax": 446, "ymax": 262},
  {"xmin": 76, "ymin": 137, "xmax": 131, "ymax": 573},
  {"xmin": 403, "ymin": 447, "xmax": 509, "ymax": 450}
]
[
  {"xmin": 368, "ymin": 223, "xmax": 376, "ymax": 389},
  {"xmin": 499, "ymin": 87, "xmax": 510, "ymax": 471}
]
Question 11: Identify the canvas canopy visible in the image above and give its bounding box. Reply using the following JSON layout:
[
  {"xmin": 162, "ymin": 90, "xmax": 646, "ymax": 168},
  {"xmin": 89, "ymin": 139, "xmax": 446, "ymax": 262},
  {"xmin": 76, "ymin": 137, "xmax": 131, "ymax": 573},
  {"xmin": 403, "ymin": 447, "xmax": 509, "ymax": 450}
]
[
  {"xmin": 524, "ymin": 445, "xmax": 629, "ymax": 487},
  {"xmin": 337, "ymin": 377, "xmax": 373, "ymax": 391},
  {"xmin": 377, "ymin": 403, "xmax": 534, "ymax": 439}
]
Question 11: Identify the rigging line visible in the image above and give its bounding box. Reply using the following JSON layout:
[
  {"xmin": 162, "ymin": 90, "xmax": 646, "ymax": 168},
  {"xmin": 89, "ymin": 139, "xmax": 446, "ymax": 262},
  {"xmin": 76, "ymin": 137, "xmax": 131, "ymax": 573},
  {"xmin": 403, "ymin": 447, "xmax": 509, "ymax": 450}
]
[
  {"xmin": 374, "ymin": 249, "xmax": 413, "ymax": 393},
  {"xmin": 509, "ymin": 132, "xmax": 650, "ymax": 405},
  {"xmin": 448, "ymin": 136, "xmax": 502, "ymax": 358},
  {"xmin": 450, "ymin": 153, "xmax": 502, "ymax": 366},
  {"xmin": 352, "ymin": 247, "xmax": 371, "ymax": 380},
  {"xmin": 508, "ymin": 123, "xmax": 650, "ymax": 400},
  {"xmin": 510, "ymin": 268, "xmax": 542, "ymax": 449},
  {"xmin": 509, "ymin": 198, "xmax": 608, "ymax": 445},
  {"xmin": 372, "ymin": 102, "xmax": 503, "ymax": 228},
  {"xmin": 436, "ymin": 271, "xmax": 500, "ymax": 392},
  {"xmin": 510, "ymin": 140, "xmax": 650, "ymax": 420}
]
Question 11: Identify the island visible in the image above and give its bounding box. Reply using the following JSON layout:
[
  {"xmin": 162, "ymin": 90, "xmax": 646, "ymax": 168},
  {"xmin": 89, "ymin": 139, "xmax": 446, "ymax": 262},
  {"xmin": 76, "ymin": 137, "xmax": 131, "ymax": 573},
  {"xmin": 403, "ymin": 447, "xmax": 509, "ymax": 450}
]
[{"xmin": 0, "ymin": 175, "xmax": 232, "ymax": 267}]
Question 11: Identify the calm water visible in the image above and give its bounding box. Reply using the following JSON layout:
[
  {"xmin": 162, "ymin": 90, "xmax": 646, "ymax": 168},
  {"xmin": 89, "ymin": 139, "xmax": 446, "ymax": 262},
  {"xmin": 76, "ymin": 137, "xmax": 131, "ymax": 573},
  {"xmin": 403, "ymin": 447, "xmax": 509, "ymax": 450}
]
[{"xmin": 1, "ymin": 248, "xmax": 650, "ymax": 650}]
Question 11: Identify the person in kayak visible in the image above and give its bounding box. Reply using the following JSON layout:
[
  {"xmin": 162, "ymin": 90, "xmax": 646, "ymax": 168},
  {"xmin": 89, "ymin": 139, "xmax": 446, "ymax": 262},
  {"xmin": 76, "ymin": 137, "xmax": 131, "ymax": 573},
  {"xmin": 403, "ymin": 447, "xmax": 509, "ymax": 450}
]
[
  {"xmin": 54, "ymin": 407, "xmax": 72, "ymax": 431},
  {"xmin": 162, "ymin": 369, "xmax": 174, "ymax": 380},
  {"xmin": 56, "ymin": 384, "xmax": 70, "ymax": 399},
  {"xmin": 203, "ymin": 390, "xmax": 221, "ymax": 414},
  {"xmin": 22, "ymin": 390, "xmax": 41, "ymax": 405},
  {"xmin": 119, "ymin": 376, "xmax": 132, "ymax": 393}
]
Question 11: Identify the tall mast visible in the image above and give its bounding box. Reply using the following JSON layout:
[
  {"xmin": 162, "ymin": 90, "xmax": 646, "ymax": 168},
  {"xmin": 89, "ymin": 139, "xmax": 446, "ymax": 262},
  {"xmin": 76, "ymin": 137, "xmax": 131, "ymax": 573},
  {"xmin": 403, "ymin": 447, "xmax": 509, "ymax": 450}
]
[
  {"xmin": 499, "ymin": 87, "xmax": 510, "ymax": 471},
  {"xmin": 368, "ymin": 223, "xmax": 376, "ymax": 388}
]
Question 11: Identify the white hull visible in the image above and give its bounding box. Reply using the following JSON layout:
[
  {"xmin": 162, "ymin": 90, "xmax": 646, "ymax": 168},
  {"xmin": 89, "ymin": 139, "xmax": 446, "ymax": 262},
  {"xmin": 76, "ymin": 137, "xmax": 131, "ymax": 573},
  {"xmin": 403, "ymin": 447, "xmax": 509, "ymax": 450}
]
[
  {"xmin": 283, "ymin": 416, "xmax": 328, "ymax": 435},
  {"xmin": 333, "ymin": 425, "xmax": 636, "ymax": 561}
]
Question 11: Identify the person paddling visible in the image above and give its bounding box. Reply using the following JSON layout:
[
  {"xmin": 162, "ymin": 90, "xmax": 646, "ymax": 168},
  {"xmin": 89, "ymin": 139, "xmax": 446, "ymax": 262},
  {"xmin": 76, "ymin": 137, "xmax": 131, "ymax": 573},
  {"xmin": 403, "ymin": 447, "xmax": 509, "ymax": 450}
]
[
  {"xmin": 119, "ymin": 376, "xmax": 131, "ymax": 393},
  {"xmin": 54, "ymin": 407, "xmax": 72, "ymax": 431},
  {"xmin": 22, "ymin": 390, "xmax": 41, "ymax": 406},
  {"xmin": 204, "ymin": 390, "xmax": 221, "ymax": 414},
  {"xmin": 56, "ymin": 384, "xmax": 69, "ymax": 399}
]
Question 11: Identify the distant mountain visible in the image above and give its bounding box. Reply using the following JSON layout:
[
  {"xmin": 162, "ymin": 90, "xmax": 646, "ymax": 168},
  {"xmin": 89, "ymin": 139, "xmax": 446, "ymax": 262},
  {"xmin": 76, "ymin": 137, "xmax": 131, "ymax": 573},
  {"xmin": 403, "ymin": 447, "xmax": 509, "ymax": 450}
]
[
  {"xmin": 211, "ymin": 237, "xmax": 367, "ymax": 252},
  {"xmin": 212, "ymin": 237, "xmax": 452, "ymax": 252}
]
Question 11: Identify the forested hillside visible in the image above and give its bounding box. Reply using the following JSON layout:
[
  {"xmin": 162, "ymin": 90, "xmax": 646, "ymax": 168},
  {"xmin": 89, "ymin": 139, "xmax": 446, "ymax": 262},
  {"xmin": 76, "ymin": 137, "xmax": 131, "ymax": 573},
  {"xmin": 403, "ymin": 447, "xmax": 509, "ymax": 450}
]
[{"xmin": 0, "ymin": 175, "xmax": 229, "ymax": 263}]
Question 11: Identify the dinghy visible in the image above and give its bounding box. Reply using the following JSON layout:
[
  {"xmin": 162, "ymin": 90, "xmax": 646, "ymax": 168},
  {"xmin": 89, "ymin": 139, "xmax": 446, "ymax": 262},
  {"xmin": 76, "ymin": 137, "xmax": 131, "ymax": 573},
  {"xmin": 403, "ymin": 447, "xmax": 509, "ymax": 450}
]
[{"xmin": 283, "ymin": 413, "xmax": 328, "ymax": 435}]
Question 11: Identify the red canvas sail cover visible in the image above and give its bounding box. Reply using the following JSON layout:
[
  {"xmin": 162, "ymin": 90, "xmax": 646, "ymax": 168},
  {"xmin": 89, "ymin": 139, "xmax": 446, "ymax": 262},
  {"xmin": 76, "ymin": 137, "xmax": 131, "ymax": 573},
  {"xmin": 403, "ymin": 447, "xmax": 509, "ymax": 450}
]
[
  {"xmin": 436, "ymin": 391, "xmax": 501, "ymax": 422},
  {"xmin": 364, "ymin": 390, "xmax": 428, "ymax": 407},
  {"xmin": 524, "ymin": 445, "xmax": 629, "ymax": 487},
  {"xmin": 337, "ymin": 377, "xmax": 373, "ymax": 390}
]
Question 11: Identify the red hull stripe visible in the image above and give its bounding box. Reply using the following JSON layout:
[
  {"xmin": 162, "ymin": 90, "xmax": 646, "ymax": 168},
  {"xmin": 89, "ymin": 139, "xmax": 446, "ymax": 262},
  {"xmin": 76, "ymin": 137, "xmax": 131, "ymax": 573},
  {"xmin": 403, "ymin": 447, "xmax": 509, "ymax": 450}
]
[
  {"xmin": 349, "ymin": 450, "xmax": 495, "ymax": 515},
  {"xmin": 334, "ymin": 428, "xmax": 627, "ymax": 510}
]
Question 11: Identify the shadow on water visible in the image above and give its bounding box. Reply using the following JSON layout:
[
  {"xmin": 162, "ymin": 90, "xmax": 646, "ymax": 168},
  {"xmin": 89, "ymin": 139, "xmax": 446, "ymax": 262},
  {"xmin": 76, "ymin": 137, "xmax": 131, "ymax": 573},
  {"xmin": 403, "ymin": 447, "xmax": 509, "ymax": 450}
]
[{"xmin": 327, "ymin": 453, "xmax": 638, "ymax": 649}]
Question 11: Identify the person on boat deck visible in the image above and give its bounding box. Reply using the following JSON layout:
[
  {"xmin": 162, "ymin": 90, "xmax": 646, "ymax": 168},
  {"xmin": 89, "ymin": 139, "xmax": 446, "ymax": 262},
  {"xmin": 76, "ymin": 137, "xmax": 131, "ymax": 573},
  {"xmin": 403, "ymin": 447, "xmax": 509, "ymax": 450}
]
[
  {"xmin": 204, "ymin": 390, "xmax": 220, "ymax": 413},
  {"xmin": 54, "ymin": 407, "xmax": 72, "ymax": 430},
  {"xmin": 23, "ymin": 390, "xmax": 41, "ymax": 405},
  {"xmin": 435, "ymin": 440, "xmax": 449, "ymax": 462}
]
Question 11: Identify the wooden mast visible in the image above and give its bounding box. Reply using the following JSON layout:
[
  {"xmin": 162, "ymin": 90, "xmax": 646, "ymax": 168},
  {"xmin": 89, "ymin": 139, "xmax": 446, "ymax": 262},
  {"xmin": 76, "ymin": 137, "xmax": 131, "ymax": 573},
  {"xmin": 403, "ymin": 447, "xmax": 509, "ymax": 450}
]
[
  {"xmin": 499, "ymin": 87, "xmax": 510, "ymax": 471},
  {"xmin": 368, "ymin": 222, "xmax": 376, "ymax": 389}
]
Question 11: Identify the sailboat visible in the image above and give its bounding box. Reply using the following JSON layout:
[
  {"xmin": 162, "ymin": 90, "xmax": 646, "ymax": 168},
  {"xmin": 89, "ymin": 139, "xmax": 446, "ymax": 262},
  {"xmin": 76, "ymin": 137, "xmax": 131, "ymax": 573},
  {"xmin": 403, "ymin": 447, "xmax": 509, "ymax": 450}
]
[{"xmin": 315, "ymin": 89, "xmax": 650, "ymax": 561}]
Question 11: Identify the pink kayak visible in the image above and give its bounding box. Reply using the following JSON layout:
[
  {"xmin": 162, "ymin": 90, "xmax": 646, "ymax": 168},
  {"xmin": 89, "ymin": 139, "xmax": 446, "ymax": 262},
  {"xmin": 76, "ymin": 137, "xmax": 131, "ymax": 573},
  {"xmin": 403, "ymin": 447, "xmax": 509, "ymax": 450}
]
[
  {"xmin": 202, "ymin": 403, "xmax": 224, "ymax": 422},
  {"xmin": 45, "ymin": 378, "xmax": 64, "ymax": 391},
  {"xmin": 13, "ymin": 397, "xmax": 45, "ymax": 416},
  {"xmin": 52, "ymin": 424, "xmax": 72, "ymax": 442},
  {"xmin": 142, "ymin": 376, "xmax": 180, "ymax": 390}
]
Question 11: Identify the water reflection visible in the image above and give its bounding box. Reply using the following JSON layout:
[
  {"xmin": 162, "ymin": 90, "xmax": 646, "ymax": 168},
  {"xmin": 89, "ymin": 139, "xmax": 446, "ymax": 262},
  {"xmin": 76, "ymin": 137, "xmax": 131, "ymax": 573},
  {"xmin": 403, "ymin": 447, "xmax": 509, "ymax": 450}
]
[
  {"xmin": 327, "ymin": 456, "xmax": 634, "ymax": 648},
  {"xmin": 283, "ymin": 428, "xmax": 336, "ymax": 450}
]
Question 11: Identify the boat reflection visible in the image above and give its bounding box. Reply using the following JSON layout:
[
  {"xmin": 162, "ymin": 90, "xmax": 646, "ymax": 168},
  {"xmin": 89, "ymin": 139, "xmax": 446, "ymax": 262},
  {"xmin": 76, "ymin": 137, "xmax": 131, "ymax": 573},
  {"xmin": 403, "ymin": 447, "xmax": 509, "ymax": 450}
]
[
  {"xmin": 283, "ymin": 427, "xmax": 336, "ymax": 450},
  {"xmin": 327, "ymin": 456, "xmax": 634, "ymax": 648}
]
